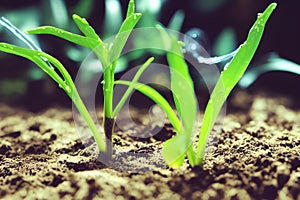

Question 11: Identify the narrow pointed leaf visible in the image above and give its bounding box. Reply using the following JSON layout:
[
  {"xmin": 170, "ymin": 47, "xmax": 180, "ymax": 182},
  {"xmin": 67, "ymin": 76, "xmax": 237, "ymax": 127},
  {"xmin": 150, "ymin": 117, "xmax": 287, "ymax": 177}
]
[
  {"xmin": 112, "ymin": 57, "xmax": 154, "ymax": 117},
  {"xmin": 157, "ymin": 25, "xmax": 197, "ymax": 168},
  {"xmin": 27, "ymin": 26, "xmax": 100, "ymax": 50},
  {"xmin": 114, "ymin": 80, "xmax": 181, "ymax": 132},
  {"xmin": 167, "ymin": 10, "xmax": 185, "ymax": 32},
  {"xmin": 0, "ymin": 43, "xmax": 65, "ymax": 88},
  {"xmin": 108, "ymin": 13, "xmax": 141, "ymax": 64},
  {"xmin": 126, "ymin": 0, "xmax": 135, "ymax": 18},
  {"xmin": 72, "ymin": 14, "xmax": 102, "ymax": 42},
  {"xmin": 195, "ymin": 3, "xmax": 277, "ymax": 164},
  {"xmin": 164, "ymin": 43, "xmax": 197, "ymax": 167}
]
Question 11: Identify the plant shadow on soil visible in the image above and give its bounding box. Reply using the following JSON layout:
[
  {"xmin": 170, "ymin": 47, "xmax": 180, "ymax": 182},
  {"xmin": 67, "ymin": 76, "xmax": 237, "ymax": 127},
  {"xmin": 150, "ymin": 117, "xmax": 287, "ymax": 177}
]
[{"xmin": 0, "ymin": 90, "xmax": 300, "ymax": 200}]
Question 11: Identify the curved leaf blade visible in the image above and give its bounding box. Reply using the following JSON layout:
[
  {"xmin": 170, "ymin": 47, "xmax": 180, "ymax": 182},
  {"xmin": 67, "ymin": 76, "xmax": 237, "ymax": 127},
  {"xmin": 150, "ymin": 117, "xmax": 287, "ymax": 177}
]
[
  {"xmin": 108, "ymin": 13, "xmax": 141, "ymax": 64},
  {"xmin": 0, "ymin": 42, "xmax": 65, "ymax": 88},
  {"xmin": 112, "ymin": 57, "xmax": 154, "ymax": 117},
  {"xmin": 72, "ymin": 14, "xmax": 102, "ymax": 42},
  {"xmin": 195, "ymin": 3, "xmax": 277, "ymax": 164},
  {"xmin": 27, "ymin": 26, "xmax": 100, "ymax": 50},
  {"xmin": 114, "ymin": 80, "xmax": 181, "ymax": 132},
  {"xmin": 0, "ymin": 42, "xmax": 106, "ymax": 152},
  {"xmin": 157, "ymin": 25, "xmax": 197, "ymax": 168},
  {"xmin": 126, "ymin": 0, "xmax": 135, "ymax": 18},
  {"xmin": 239, "ymin": 56, "xmax": 300, "ymax": 88}
]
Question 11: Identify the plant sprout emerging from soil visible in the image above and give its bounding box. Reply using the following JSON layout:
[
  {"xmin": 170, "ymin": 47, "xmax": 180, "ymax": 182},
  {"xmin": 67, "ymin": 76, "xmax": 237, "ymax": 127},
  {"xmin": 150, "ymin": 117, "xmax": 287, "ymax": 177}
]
[{"xmin": 0, "ymin": 1, "xmax": 276, "ymax": 168}]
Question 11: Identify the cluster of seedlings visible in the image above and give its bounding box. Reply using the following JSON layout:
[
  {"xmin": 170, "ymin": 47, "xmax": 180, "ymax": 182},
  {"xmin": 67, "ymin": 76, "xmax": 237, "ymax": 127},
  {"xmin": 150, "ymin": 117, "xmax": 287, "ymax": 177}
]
[{"xmin": 0, "ymin": 0, "xmax": 276, "ymax": 168}]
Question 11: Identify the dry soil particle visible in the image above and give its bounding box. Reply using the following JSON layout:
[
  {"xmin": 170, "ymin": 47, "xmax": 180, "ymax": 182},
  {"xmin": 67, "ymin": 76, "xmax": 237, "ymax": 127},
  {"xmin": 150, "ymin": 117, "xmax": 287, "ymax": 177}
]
[{"xmin": 0, "ymin": 92, "xmax": 300, "ymax": 200}]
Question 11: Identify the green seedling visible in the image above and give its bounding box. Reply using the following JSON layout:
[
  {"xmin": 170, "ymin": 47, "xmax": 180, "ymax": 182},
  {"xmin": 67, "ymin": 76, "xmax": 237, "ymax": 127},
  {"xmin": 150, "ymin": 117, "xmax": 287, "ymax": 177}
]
[
  {"xmin": 0, "ymin": 0, "xmax": 178, "ymax": 159},
  {"xmin": 194, "ymin": 3, "xmax": 277, "ymax": 164},
  {"xmin": 117, "ymin": 2, "xmax": 276, "ymax": 168},
  {"xmin": 0, "ymin": 0, "xmax": 276, "ymax": 168},
  {"xmin": 158, "ymin": 2, "xmax": 277, "ymax": 167},
  {"xmin": 0, "ymin": 0, "xmax": 143, "ymax": 156}
]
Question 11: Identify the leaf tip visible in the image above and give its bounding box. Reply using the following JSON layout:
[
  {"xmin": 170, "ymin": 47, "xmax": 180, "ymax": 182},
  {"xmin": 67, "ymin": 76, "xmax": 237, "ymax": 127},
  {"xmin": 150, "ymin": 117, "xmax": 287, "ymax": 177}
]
[
  {"xmin": 25, "ymin": 28, "xmax": 37, "ymax": 34},
  {"xmin": 126, "ymin": 0, "xmax": 136, "ymax": 18},
  {"xmin": 72, "ymin": 14, "xmax": 80, "ymax": 20},
  {"xmin": 270, "ymin": 2, "xmax": 277, "ymax": 10}
]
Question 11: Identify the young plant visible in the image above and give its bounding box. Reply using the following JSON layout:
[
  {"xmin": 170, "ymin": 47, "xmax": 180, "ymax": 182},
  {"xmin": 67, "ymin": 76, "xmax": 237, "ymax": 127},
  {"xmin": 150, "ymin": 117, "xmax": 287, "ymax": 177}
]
[
  {"xmin": 151, "ymin": 3, "xmax": 277, "ymax": 167},
  {"xmin": 194, "ymin": 3, "xmax": 277, "ymax": 164},
  {"xmin": 0, "ymin": 0, "xmax": 181, "ymax": 160},
  {"xmin": 116, "ymin": 3, "xmax": 276, "ymax": 168},
  {"xmin": 0, "ymin": 0, "xmax": 276, "ymax": 168},
  {"xmin": 0, "ymin": 0, "xmax": 143, "ymax": 156}
]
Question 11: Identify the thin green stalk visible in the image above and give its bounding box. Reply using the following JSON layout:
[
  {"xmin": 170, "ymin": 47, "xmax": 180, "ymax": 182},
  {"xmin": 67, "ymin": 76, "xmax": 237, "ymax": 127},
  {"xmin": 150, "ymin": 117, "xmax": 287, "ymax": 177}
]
[
  {"xmin": 103, "ymin": 66, "xmax": 114, "ymax": 118},
  {"xmin": 112, "ymin": 57, "xmax": 154, "ymax": 118},
  {"xmin": 72, "ymin": 88, "xmax": 106, "ymax": 151},
  {"xmin": 103, "ymin": 62, "xmax": 115, "ymax": 157}
]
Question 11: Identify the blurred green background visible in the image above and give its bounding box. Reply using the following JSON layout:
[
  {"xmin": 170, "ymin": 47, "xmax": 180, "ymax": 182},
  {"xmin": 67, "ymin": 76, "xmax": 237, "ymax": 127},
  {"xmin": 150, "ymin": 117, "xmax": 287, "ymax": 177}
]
[{"xmin": 0, "ymin": 0, "xmax": 299, "ymax": 111}]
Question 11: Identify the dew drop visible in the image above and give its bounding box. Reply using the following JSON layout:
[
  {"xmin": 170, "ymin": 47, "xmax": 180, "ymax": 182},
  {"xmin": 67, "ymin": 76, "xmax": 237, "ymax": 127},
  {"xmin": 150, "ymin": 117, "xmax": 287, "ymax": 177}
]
[
  {"xmin": 65, "ymin": 85, "xmax": 71, "ymax": 93},
  {"xmin": 226, "ymin": 87, "xmax": 231, "ymax": 93},
  {"xmin": 257, "ymin": 13, "xmax": 262, "ymax": 18},
  {"xmin": 183, "ymin": 28, "xmax": 211, "ymax": 55},
  {"xmin": 223, "ymin": 63, "xmax": 229, "ymax": 71}
]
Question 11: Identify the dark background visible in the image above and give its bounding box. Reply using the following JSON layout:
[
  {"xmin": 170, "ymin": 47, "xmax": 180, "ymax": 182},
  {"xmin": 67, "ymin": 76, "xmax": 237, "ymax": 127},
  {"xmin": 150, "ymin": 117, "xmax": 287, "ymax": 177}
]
[{"xmin": 0, "ymin": 0, "xmax": 299, "ymax": 111}]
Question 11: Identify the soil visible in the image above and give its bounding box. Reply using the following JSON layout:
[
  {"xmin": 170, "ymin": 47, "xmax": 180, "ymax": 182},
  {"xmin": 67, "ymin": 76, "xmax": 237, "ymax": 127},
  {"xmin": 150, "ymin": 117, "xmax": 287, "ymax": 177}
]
[{"xmin": 0, "ymin": 91, "xmax": 300, "ymax": 200}]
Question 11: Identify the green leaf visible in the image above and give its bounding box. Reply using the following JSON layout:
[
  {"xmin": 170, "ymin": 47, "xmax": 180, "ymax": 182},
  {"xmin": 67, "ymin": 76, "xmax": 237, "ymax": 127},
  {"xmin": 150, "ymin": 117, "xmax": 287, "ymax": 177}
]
[
  {"xmin": 72, "ymin": 14, "xmax": 102, "ymax": 42},
  {"xmin": 164, "ymin": 43, "xmax": 197, "ymax": 167},
  {"xmin": 27, "ymin": 23, "xmax": 109, "ymax": 69},
  {"xmin": 195, "ymin": 3, "xmax": 277, "ymax": 164},
  {"xmin": 167, "ymin": 10, "xmax": 185, "ymax": 32},
  {"xmin": 108, "ymin": 0, "xmax": 140, "ymax": 65},
  {"xmin": 108, "ymin": 13, "xmax": 141, "ymax": 64},
  {"xmin": 26, "ymin": 26, "xmax": 100, "ymax": 50},
  {"xmin": 162, "ymin": 135, "xmax": 186, "ymax": 168},
  {"xmin": 126, "ymin": 0, "xmax": 135, "ymax": 18},
  {"xmin": 0, "ymin": 43, "xmax": 66, "ymax": 90},
  {"xmin": 157, "ymin": 25, "xmax": 197, "ymax": 168},
  {"xmin": 114, "ymin": 80, "xmax": 181, "ymax": 132},
  {"xmin": 0, "ymin": 42, "xmax": 106, "ymax": 152},
  {"xmin": 112, "ymin": 57, "xmax": 154, "ymax": 117}
]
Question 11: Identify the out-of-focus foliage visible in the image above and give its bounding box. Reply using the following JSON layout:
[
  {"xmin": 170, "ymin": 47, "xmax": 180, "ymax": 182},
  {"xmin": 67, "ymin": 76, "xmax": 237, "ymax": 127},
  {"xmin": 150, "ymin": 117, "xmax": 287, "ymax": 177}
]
[
  {"xmin": 193, "ymin": 0, "xmax": 227, "ymax": 13},
  {"xmin": 136, "ymin": 0, "xmax": 164, "ymax": 27},
  {"xmin": 103, "ymin": 0, "xmax": 122, "ymax": 38},
  {"xmin": 0, "ymin": 79, "xmax": 27, "ymax": 96},
  {"xmin": 239, "ymin": 54, "xmax": 300, "ymax": 88},
  {"xmin": 0, "ymin": 0, "xmax": 96, "ymax": 105},
  {"xmin": 213, "ymin": 27, "xmax": 237, "ymax": 57},
  {"xmin": 0, "ymin": 0, "xmax": 293, "ymax": 108}
]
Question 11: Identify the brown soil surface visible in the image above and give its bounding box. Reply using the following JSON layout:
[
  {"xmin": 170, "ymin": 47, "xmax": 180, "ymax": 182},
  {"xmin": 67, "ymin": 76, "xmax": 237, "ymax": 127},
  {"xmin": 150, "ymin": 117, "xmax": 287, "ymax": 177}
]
[{"xmin": 0, "ymin": 92, "xmax": 300, "ymax": 200}]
